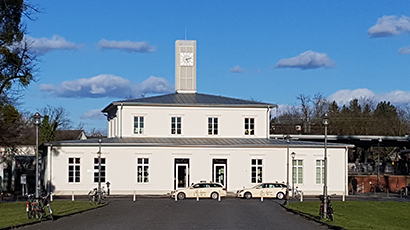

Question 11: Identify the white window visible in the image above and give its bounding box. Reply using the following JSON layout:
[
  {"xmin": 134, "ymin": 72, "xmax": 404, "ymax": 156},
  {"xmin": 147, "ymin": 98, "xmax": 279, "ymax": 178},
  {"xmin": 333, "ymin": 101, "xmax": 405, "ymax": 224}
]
[
  {"xmin": 94, "ymin": 158, "xmax": 106, "ymax": 183},
  {"xmin": 251, "ymin": 159, "xmax": 262, "ymax": 183},
  {"xmin": 244, "ymin": 118, "xmax": 255, "ymax": 135},
  {"xmin": 134, "ymin": 116, "xmax": 144, "ymax": 134},
  {"xmin": 208, "ymin": 117, "xmax": 218, "ymax": 135},
  {"xmin": 316, "ymin": 160, "xmax": 325, "ymax": 184},
  {"xmin": 292, "ymin": 159, "xmax": 303, "ymax": 184},
  {"xmin": 68, "ymin": 157, "xmax": 80, "ymax": 183},
  {"xmin": 137, "ymin": 158, "xmax": 149, "ymax": 183},
  {"xmin": 171, "ymin": 117, "xmax": 181, "ymax": 134}
]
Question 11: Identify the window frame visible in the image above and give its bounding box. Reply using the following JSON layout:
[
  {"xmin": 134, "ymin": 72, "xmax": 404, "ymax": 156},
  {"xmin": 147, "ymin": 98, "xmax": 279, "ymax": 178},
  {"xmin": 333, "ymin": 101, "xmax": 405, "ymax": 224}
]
[
  {"xmin": 244, "ymin": 117, "xmax": 255, "ymax": 136},
  {"xmin": 208, "ymin": 117, "xmax": 218, "ymax": 135},
  {"xmin": 68, "ymin": 157, "xmax": 81, "ymax": 183},
  {"xmin": 137, "ymin": 158, "xmax": 150, "ymax": 183},
  {"xmin": 292, "ymin": 159, "xmax": 303, "ymax": 184},
  {"xmin": 316, "ymin": 159, "xmax": 325, "ymax": 184},
  {"xmin": 133, "ymin": 116, "xmax": 145, "ymax": 135},
  {"xmin": 93, "ymin": 157, "xmax": 106, "ymax": 183},
  {"xmin": 171, "ymin": 116, "xmax": 182, "ymax": 135},
  {"xmin": 251, "ymin": 158, "xmax": 263, "ymax": 183}
]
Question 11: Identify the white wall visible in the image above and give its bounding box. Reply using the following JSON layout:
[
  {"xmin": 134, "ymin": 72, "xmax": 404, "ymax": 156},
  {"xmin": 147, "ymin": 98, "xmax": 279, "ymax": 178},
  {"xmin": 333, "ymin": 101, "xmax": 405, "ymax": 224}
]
[
  {"xmin": 107, "ymin": 106, "xmax": 270, "ymax": 139},
  {"xmin": 47, "ymin": 145, "xmax": 347, "ymax": 196}
]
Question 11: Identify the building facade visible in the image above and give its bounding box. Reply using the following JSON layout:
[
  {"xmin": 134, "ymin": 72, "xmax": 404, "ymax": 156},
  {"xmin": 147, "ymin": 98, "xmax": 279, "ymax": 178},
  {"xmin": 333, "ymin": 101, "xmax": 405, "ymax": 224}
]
[{"xmin": 43, "ymin": 40, "xmax": 351, "ymax": 196}]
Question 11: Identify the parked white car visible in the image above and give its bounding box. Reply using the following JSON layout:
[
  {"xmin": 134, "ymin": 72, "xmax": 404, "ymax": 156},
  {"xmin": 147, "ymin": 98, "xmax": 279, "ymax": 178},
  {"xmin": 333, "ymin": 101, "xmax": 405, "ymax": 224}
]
[
  {"xmin": 171, "ymin": 182, "xmax": 227, "ymax": 200},
  {"xmin": 236, "ymin": 183, "xmax": 287, "ymax": 199}
]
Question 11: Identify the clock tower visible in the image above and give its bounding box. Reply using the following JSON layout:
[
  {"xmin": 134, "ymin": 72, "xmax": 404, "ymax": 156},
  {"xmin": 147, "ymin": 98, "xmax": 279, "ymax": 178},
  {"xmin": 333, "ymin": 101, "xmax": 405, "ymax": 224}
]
[{"xmin": 175, "ymin": 40, "xmax": 196, "ymax": 93}]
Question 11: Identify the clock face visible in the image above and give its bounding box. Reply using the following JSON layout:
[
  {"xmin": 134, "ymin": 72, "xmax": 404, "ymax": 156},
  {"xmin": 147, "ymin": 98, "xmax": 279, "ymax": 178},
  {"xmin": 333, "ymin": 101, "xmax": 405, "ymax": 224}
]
[{"xmin": 180, "ymin": 52, "xmax": 194, "ymax": 66}]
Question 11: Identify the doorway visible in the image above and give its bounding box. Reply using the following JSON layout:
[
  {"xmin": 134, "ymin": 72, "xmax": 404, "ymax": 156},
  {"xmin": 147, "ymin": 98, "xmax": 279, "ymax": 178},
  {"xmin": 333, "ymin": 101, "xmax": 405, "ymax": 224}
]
[
  {"xmin": 174, "ymin": 158, "xmax": 189, "ymax": 189},
  {"xmin": 212, "ymin": 159, "xmax": 227, "ymax": 188}
]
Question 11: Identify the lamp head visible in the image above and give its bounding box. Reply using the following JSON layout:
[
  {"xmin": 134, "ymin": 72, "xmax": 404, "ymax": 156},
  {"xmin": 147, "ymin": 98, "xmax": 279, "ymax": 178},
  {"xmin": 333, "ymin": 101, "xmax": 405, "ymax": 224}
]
[
  {"xmin": 33, "ymin": 112, "xmax": 42, "ymax": 126},
  {"xmin": 291, "ymin": 152, "xmax": 296, "ymax": 159},
  {"xmin": 322, "ymin": 112, "xmax": 330, "ymax": 126}
]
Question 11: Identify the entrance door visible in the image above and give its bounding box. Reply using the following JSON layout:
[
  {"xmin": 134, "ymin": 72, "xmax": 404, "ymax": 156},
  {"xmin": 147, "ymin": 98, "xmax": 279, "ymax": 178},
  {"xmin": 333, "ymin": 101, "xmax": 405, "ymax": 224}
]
[
  {"xmin": 213, "ymin": 164, "xmax": 225, "ymax": 186},
  {"xmin": 176, "ymin": 163, "xmax": 189, "ymax": 188}
]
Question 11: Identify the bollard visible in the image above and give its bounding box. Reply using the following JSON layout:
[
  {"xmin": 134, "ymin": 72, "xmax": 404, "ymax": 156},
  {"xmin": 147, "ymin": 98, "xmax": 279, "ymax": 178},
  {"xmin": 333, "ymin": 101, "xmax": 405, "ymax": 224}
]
[
  {"xmin": 72, "ymin": 191, "xmax": 74, "ymax": 201},
  {"xmin": 218, "ymin": 193, "xmax": 221, "ymax": 202},
  {"xmin": 342, "ymin": 191, "xmax": 345, "ymax": 202},
  {"xmin": 261, "ymin": 191, "xmax": 263, "ymax": 202},
  {"xmin": 175, "ymin": 192, "xmax": 177, "ymax": 202},
  {"xmin": 196, "ymin": 191, "xmax": 199, "ymax": 202},
  {"xmin": 300, "ymin": 192, "xmax": 303, "ymax": 202},
  {"xmin": 406, "ymin": 187, "xmax": 408, "ymax": 196},
  {"xmin": 133, "ymin": 191, "xmax": 136, "ymax": 202}
]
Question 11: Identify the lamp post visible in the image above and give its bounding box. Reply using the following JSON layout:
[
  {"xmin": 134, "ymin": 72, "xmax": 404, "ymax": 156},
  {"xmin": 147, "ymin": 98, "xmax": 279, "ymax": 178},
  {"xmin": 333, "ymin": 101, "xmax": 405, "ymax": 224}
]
[
  {"xmin": 377, "ymin": 138, "xmax": 382, "ymax": 190},
  {"xmin": 285, "ymin": 134, "xmax": 290, "ymax": 205},
  {"xmin": 33, "ymin": 112, "xmax": 42, "ymax": 198},
  {"xmin": 322, "ymin": 112, "xmax": 329, "ymax": 219},
  {"xmin": 291, "ymin": 151, "xmax": 296, "ymax": 197},
  {"xmin": 97, "ymin": 139, "xmax": 102, "ymax": 195}
]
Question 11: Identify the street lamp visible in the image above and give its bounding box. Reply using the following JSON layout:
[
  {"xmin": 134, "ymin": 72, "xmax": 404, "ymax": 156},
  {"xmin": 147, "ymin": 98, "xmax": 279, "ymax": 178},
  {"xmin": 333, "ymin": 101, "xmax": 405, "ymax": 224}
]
[
  {"xmin": 285, "ymin": 134, "xmax": 290, "ymax": 205},
  {"xmin": 291, "ymin": 151, "xmax": 296, "ymax": 197},
  {"xmin": 322, "ymin": 112, "xmax": 329, "ymax": 219},
  {"xmin": 33, "ymin": 112, "xmax": 42, "ymax": 198},
  {"xmin": 97, "ymin": 139, "xmax": 102, "ymax": 196},
  {"xmin": 377, "ymin": 138, "xmax": 382, "ymax": 191}
]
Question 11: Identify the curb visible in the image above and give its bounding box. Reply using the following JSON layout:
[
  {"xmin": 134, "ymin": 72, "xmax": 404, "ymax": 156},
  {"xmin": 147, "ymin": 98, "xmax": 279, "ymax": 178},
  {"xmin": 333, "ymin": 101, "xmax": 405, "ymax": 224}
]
[
  {"xmin": 280, "ymin": 204, "xmax": 345, "ymax": 230},
  {"xmin": 0, "ymin": 202, "xmax": 108, "ymax": 230}
]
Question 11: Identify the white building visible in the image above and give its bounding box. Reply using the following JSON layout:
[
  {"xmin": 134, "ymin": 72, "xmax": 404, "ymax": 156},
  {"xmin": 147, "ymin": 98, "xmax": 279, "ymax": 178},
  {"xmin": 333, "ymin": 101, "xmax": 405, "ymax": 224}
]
[{"xmin": 43, "ymin": 40, "xmax": 351, "ymax": 196}]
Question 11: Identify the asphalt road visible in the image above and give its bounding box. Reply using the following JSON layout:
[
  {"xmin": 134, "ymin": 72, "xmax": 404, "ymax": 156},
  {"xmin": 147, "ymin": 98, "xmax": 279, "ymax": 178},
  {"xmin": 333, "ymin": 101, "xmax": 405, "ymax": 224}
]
[{"xmin": 21, "ymin": 198, "xmax": 328, "ymax": 230}]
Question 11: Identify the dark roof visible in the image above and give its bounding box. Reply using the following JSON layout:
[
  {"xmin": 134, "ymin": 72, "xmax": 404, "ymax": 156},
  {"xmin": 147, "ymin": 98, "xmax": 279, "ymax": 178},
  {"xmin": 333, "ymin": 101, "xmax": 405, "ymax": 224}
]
[
  {"xmin": 271, "ymin": 134, "xmax": 410, "ymax": 148},
  {"xmin": 55, "ymin": 130, "xmax": 85, "ymax": 141},
  {"xmin": 46, "ymin": 137, "xmax": 352, "ymax": 149},
  {"xmin": 102, "ymin": 93, "xmax": 276, "ymax": 112}
]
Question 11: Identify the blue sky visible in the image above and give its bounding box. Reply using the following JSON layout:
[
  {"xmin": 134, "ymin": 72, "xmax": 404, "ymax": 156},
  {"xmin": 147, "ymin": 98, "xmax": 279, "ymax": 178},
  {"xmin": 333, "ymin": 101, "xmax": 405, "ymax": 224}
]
[{"xmin": 19, "ymin": 0, "xmax": 410, "ymax": 133}]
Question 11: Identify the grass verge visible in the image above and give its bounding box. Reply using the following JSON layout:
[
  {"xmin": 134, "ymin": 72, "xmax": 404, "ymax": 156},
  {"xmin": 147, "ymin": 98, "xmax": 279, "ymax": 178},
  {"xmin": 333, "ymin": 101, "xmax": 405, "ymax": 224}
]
[
  {"xmin": 288, "ymin": 200, "xmax": 410, "ymax": 230},
  {"xmin": 0, "ymin": 201, "xmax": 104, "ymax": 229}
]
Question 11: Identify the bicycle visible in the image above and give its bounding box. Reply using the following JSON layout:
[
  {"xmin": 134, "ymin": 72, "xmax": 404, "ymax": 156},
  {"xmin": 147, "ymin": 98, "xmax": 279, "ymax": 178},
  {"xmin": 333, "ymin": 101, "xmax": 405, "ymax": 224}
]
[
  {"xmin": 293, "ymin": 186, "xmax": 302, "ymax": 199},
  {"xmin": 88, "ymin": 186, "xmax": 107, "ymax": 204},
  {"xmin": 318, "ymin": 194, "xmax": 334, "ymax": 221},
  {"xmin": 26, "ymin": 193, "xmax": 53, "ymax": 220}
]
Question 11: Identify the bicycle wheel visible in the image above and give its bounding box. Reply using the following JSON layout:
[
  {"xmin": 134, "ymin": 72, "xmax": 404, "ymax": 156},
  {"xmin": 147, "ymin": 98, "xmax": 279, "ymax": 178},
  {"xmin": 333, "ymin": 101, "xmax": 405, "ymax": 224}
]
[
  {"xmin": 102, "ymin": 191, "xmax": 107, "ymax": 200},
  {"xmin": 88, "ymin": 191, "xmax": 95, "ymax": 204},
  {"xmin": 34, "ymin": 203, "xmax": 44, "ymax": 220},
  {"xmin": 46, "ymin": 204, "xmax": 54, "ymax": 220},
  {"xmin": 97, "ymin": 193, "xmax": 102, "ymax": 204},
  {"xmin": 27, "ymin": 209, "xmax": 33, "ymax": 219},
  {"xmin": 319, "ymin": 204, "xmax": 324, "ymax": 219},
  {"xmin": 327, "ymin": 204, "xmax": 334, "ymax": 221}
]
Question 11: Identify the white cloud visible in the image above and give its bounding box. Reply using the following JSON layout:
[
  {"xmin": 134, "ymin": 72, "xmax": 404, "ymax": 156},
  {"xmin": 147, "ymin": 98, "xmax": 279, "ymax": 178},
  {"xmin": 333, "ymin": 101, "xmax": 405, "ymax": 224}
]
[
  {"xmin": 230, "ymin": 65, "xmax": 244, "ymax": 73},
  {"xmin": 275, "ymin": 50, "xmax": 335, "ymax": 70},
  {"xmin": 25, "ymin": 35, "xmax": 80, "ymax": 54},
  {"xmin": 39, "ymin": 74, "xmax": 174, "ymax": 98},
  {"xmin": 398, "ymin": 46, "xmax": 410, "ymax": 54},
  {"xmin": 98, "ymin": 39, "xmax": 155, "ymax": 52},
  {"xmin": 138, "ymin": 76, "xmax": 174, "ymax": 95},
  {"xmin": 327, "ymin": 88, "xmax": 410, "ymax": 106},
  {"xmin": 368, "ymin": 15, "xmax": 410, "ymax": 38},
  {"xmin": 80, "ymin": 109, "xmax": 105, "ymax": 120}
]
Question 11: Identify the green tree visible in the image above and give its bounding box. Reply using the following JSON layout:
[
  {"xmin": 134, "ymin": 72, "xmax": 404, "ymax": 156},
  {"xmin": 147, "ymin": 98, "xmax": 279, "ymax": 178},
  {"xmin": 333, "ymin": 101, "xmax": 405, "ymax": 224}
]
[
  {"xmin": 0, "ymin": 0, "xmax": 37, "ymax": 101},
  {"xmin": 38, "ymin": 105, "xmax": 73, "ymax": 143},
  {"xmin": 373, "ymin": 101, "xmax": 400, "ymax": 135}
]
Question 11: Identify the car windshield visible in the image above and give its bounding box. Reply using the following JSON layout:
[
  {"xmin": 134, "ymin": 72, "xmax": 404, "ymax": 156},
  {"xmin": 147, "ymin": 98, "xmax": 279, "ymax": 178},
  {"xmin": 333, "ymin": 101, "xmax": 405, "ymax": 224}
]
[{"xmin": 253, "ymin": 184, "xmax": 263, "ymax": 189}]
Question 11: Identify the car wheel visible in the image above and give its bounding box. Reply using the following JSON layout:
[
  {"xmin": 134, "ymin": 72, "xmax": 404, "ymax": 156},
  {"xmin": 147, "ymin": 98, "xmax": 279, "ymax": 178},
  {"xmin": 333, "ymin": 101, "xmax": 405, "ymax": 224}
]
[
  {"xmin": 277, "ymin": 192, "xmax": 284, "ymax": 200},
  {"xmin": 177, "ymin": 192, "xmax": 185, "ymax": 200},
  {"xmin": 244, "ymin": 192, "xmax": 252, "ymax": 199},
  {"xmin": 211, "ymin": 192, "xmax": 219, "ymax": 200}
]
